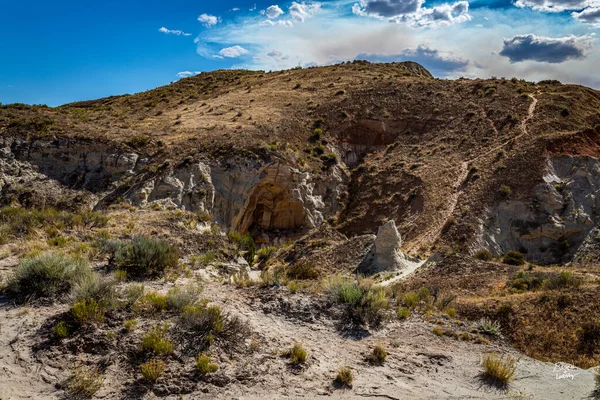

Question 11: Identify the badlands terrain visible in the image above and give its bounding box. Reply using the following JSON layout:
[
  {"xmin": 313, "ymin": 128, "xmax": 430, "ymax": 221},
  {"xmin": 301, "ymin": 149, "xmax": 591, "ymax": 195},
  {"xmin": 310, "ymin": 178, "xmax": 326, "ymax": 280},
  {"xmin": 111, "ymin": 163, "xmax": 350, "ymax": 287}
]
[{"xmin": 2, "ymin": 61, "xmax": 600, "ymax": 399}]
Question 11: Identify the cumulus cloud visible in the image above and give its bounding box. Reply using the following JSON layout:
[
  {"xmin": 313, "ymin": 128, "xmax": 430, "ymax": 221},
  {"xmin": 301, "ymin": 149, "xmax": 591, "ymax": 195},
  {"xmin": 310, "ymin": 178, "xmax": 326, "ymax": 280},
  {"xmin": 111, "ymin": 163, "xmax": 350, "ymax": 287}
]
[
  {"xmin": 353, "ymin": 0, "xmax": 424, "ymax": 18},
  {"xmin": 513, "ymin": 0, "xmax": 598, "ymax": 12},
  {"xmin": 353, "ymin": 0, "xmax": 472, "ymax": 27},
  {"xmin": 218, "ymin": 45, "xmax": 250, "ymax": 58},
  {"xmin": 198, "ymin": 13, "xmax": 219, "ymax": 27},
  {"xmin": 499, "ymin": 34, "xmax": 593, "ymax": 63},
  {"xmin": 259, "ymin": 19, "xmax": 294, "ymax": 26},
  {"xmin": 159, "ymin": 27, "xmax": 191, "ymax": 36},
  {"xmin": 176, "ymin": 71, "xmax": 202, "ymax": 78},
  {"xmin": 265, "ymin": 5, "xmax": 285, "ymax": 19},
  {"xmin": 356, "ymin": 44, "xmax": 471, "ymax": 76},
  {"xmin": 572, "ymin": 6, "xmax": 600, "ymax": 24},
  {"xmin": 289, "ymin": 2, "xmax": 321, "ymax": 22}
]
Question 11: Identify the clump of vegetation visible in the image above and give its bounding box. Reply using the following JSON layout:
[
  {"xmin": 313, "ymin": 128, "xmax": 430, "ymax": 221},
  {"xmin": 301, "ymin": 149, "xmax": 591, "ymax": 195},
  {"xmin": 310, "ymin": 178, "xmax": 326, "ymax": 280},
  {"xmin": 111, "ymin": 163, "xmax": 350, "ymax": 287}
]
[
  {"xmin": 502, "ymin": 251, "xmax": 525, "ymax": 266},
  {"xmin": 326, "ymin": 277, "xmax": 390, "ymax": 326},
  {"xmin": 140, "ymin": 359, "xmax": 165, "ymax": 382},
  {"xmin": 228, "ymin": 231, "xmax": 256, "ymax": 266},
  {"xmin": 126, "ymin": 135, "xmax": 150, "ymax": 149},
  {"xmin": 577, "ymin": 321, "xmax": 600, "ymax": 356},
  {"xmin": 499, "ymin": 185, "xmax": 512, "ymax": 199},
  {"xmin": 112, "ymin": 236, "xmax": 179, "ymax": 277},
  {"xmin": 141, "ymin": 324, "xmax": 174, "ymax": 356},
  {"xmin": 402, "ymin": 292, "xmax": 420, "ymax": 309},
  {"xmin": 71, "ymin": 273, "xmax": 116, "ymax": 307},
  {"xmin": 334, "ymin": 367, "xmax": 353, "ymax": 388},
  {"xmin": 124, "ymin": 319, "xmax": 138, "ymax": 333},
  {"xmin": 66, "ymin": 366, "xmax": 104, "ymax": 397},
  {"xmin": 288, "ymin": 343, "xmax": 308, "ymax": 365},
  {"xmin": 544, "ymin": 270, "xmax": 582, "ymax": 290},
  {"xmin": 53, "ymin": 321, "xmax": 69, "ymax": 339},
  {"xmin": 397, "ymin": 307, "xmax": 410, "ymax": 320},
  {"xmin": 196, "ymin": 353, "xmax": 219, "ymax": 375},
  {"xmin": 71, "ymin": 299, "xmax": 105, "ymax": 325},
  {"xmin": 474, "ymin": 249, "xmax": 492, "ymax": 261},
  {"xmin": 178, "ymin": 302, "xmax": 250, "ymax": 354},
  {"xmin": 166, "ymin": 284, "xmax": 202, "ymax": 312},
  {"xmin": 480, "ymin": 353, "xmax": 516, "ymax": 386},
  {"xmin": 310, "ymin": 128, "xmax": 323, "ymax": 142},
  {"xmin": 507, "ymin": 270, "xmax": 545, "ymax": 293},
  {"xmin": 256, "ymin": 246, "xmax": 277, "ymax": 263},
  {"xmin": 286, "ymin": 262, "xmax": 320, "ymax": 280},
  {"xmin": 5, "ymin": 251, "xmax": 90, "ymax": 302},
  {"xmin": 138, "ymin": 291, "xmax": 168, "ymax": 314},
  {"xmin": 366, "ymin": 343, "xmax": 387, "ymax": 365},
  {"xmin": 476, "ymin": 318, "xmax": 502, "ymax": 337},
  {"xmin": 433, "ymin": 326, "xmax": 445, "ymax": 336}
]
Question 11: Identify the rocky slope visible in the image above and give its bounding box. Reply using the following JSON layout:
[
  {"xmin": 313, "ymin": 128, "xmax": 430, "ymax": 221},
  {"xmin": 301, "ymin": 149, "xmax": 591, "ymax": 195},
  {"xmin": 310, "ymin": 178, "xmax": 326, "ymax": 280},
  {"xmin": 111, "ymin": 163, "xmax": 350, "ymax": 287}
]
[{"xmin": 2, "ymin": 62, "xmax": 600, "ymax": 399}]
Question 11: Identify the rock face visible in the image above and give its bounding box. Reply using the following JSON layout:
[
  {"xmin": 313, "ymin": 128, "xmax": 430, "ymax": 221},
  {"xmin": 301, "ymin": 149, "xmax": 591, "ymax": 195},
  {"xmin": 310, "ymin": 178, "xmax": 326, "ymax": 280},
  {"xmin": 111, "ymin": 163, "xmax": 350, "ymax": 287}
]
[
  {"xmin": 125, "ymin": 157, "xmax": 348, "ymax": 238},
  {"xmin": 480, "ymin": 155, "xmax": 600, "ymax": 264},
  {"xmin": 1, "ymin": 138, "xmax": 139, "ymax": 191},
  {"xmin": 358, "ymin": 220, "xmax": 424, "ymax": 274},
  {"xmin": 373, "ymin": 220, "xmax": 406, "ymax": 271}
]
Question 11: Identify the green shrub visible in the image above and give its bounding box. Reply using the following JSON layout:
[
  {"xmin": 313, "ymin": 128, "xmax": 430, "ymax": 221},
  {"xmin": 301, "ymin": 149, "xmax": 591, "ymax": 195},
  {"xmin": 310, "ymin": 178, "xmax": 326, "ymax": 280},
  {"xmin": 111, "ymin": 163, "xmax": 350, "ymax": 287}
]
[
  {"xmin": 115, "ymin": 269, "xmax": 127, "ymax": 282},
  {"xmin": 71, "ymin": 299, "xmax": 104, "ymax": 325},
  {"xmin": 502, "ymin": 251, "xmax": 525, "ymax": 266},
  {"xmin": 433, "ymin": 326, "xmax": 444, "ymax": 336},
  {"xmin": 477, "ymin": 318, "xmax": 502, "ymax": 337},
  {"xmin": 166, "ymin": 284, "xmax": 202, "ymax": 312},
  {"xmin": 544, "ymin": 271, "xmax": 582, "ymax": 290},
  {"xmin": 179, "ymin": 302, "xmax": 250, "ymax": 353},
  {"xmin": 256, "ymin": 246, "xmax": 277, "ymax": 262},
  {"xmin": 403, "ymin": 292, "xmax": 420, "ymax": 308},
  {"xmin": 446, "ymin": 308, "xmax": 457, "ymax": 318},
  {"xmin": 327, "ymin": 277, "xmax": 389, "ymax": 325},
  {"xmin": 6, "ymin": 252, "xmax": 90, "ymax": 301},
  {"xmin": 53, "ymin": 321, "xmax": 69, "ymax": 339},
  {"xmin": 138, "ymin": 292, "xmax": 167, "ymax": 314},
  {"xmin": 123, "ymin": 284, "xmax": 145, "ymax": 308},
  {"xmin": 141, "ymin": 324, "xmax": 174, "ymax": 356},
  {"xmin": 124, "ymin": 319, "xmax": 138, "ymax": 333},
  {"xmin": 474, "ymin": 249, "xmax": 492, "ymax": 261},
  {"xmin": 71, "ymin": 273, "xmax": 116, "ymax": 307},
  {"xmin": 286, "ymin": 263, "xmax": 320, "ymax": 280},
  {"xmin": 114, "ymin": 236, "xmax": 179, "ymax": 277},
  {"xmin": 127, "ymin": 135, "xmax": 150, "ymax": 149},
  {"xmin": 196, "ymin": 353, "xmax": 218, "ymax": 375},
  {"xmin": 507, "ymin": 270, "xmax": 545, "ymax": 293},
  {"xmin": 334, "ymin": 367, "xmax": 353, "ymax": 388},
  {"xmin": 481, "ymin": 353, "xmax": 516, "ymax": 386},
  {"xmin": 140, "ymin": 359, "xmax": 165, "ymax": 382},
  {"xmin": 66, "ymin": 366, "xmax": 103, "ymax": 397},
  {"xmin": 228, "ymin": 231, "xmax": 256, "ymax": 266},
  {"xmin": 288, "ymin": 343, "xmax": 308, "ymax": 365},
  {"xmin": 397, "ymin": 307, "xmax": 410, "ymax": 320},
  {"xmin": 367, "ymin": 343, "xmax": 387, "ymax": 365}
]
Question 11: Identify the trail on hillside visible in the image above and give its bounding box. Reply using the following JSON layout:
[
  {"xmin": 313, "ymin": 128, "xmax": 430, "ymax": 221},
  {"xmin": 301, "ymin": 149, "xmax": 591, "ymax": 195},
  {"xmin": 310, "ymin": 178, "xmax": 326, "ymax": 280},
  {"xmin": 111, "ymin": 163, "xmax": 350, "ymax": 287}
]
[{"xmin": 407, "ymin": 92, "xmax": 539, "ymax": 253}]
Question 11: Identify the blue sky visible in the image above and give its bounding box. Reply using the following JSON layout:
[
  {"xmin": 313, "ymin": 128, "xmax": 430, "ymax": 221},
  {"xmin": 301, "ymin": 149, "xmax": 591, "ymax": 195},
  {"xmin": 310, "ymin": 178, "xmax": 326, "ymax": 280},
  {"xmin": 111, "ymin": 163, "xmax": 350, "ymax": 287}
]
[{"xmin": 1, "ymin": 0, "xmax": 599, "ymax": 106}]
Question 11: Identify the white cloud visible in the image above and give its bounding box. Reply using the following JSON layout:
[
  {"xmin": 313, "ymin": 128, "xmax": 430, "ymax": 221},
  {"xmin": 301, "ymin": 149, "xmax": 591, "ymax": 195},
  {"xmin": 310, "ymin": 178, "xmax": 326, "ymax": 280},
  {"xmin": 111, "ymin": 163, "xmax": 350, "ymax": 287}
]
[
  {"xmin": 572, "ymin": 6, "xmax": 600, "ymax": 25},
  {"xmin": 289, "ymin": 2, "xmax": 321, "ymax": 22},
  {"xmin": 353, "ymin": 0, "xmax": 472, "ymax": 27},
  {"xmin": 265, "ymin": 5, "xmax": 285, "ymax": 19},
  {"xmin": 159, "ymin": 27, "xmax": 191, "ymax": 36},
  {"xmin": 514, "ymin": 0, "xmax": 599, "ymax": 12},
  {"xmin": 231, "ymin": 7, "xmax": 240, "ymax": 11},
  {"xmin": 218, "ymin": 45, "xmax": 250, "ymax": 58},
  {"xmin": 176, "ymin": 71, "xmax": 202, "ymax": 78},
  {"xmin": 198, "ymin": 13, "xmax": 219, "ymax": 27},
  {"xmin": 259, "ymin": 19, "xmax": 294, "ymax": 26}
]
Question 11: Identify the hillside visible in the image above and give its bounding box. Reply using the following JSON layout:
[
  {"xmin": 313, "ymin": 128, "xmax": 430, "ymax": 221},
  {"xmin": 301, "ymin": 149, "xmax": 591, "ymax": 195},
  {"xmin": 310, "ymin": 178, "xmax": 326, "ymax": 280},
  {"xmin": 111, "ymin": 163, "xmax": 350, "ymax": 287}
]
[{"xmin": 2, "ymin": 61, "xmax": 600, "ymax": 399}]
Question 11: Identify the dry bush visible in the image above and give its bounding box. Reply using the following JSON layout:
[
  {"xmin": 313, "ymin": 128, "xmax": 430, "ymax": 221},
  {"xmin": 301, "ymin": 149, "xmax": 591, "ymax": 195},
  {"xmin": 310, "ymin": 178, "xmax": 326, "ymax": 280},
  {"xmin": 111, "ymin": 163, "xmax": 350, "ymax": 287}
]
[
  {"xmin": 140, "ymin": 359, "xmax": 165, "ymax": 382},
  {"xmin": 481, "ymin": 353, "xmax": 516, "ymax": 386},
  {"xmin": 141, "ymin": 324, "xmax": 174, "ymax": 356},
  {"xmin": 6, "ymin": 251, "xmax": 90, "ymax": 302},
  {"xmin": 112, "ymin": 236, "xmax": 179, "ymax": 277},
  {"xmin": 366, "ymin": 343, "xmax": 387, "ymax": 365},
  {"xmin": 66, "ymin": 366, "xmax": 103, "ymax": 398},
  {"xmin": 196, "ymin": 353, "xmax": 218, "ymax": 375},
  {"xmin": 288, "ymin": 343, "xmax": 308, "ymax": 365},
  {"xmin": 334, "ymin": 367, "xmax": 353, "ymax": 388}
]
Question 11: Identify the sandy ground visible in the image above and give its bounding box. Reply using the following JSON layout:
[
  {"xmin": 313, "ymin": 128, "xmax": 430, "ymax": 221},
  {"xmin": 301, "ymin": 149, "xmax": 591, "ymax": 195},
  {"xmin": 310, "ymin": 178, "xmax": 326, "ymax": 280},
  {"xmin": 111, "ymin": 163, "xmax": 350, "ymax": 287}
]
[{"xmin": 1, "ymin": 274, "xmax": 597, "ymax": 400}]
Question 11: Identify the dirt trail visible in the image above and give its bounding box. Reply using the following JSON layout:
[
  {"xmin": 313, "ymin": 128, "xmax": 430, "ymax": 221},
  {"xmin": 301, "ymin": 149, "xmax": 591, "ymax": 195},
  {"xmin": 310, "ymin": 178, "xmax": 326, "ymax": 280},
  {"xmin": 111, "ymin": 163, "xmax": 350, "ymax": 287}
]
[{"xmin": 407, "ymin": 93, "xmax": 539, "ymax": 253}]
